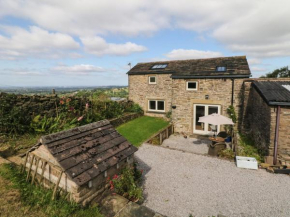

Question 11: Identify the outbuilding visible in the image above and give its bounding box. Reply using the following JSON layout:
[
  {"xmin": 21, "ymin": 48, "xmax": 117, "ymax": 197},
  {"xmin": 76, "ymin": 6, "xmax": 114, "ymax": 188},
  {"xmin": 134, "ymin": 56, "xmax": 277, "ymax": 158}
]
[
  {"xmin": 23, "ymin": 119, "xmax": 137, "ymax": 205},
  {"xmin": 243, "ymin": 80, "xmax": 290, "ymax": 165}
]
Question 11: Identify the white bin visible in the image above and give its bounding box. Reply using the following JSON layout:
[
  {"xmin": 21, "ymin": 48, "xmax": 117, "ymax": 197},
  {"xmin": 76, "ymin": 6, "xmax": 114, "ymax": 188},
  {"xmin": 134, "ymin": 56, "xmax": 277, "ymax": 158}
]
[{"xmin": 236, "ymin": 156, "xmax": 258, "ymax": 170}]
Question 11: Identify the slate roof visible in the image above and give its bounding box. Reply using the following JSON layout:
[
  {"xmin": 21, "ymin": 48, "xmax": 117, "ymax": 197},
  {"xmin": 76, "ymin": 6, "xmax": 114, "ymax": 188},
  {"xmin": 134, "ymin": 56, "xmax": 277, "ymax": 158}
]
[
  {"xmin": 253, "ymin": 81, "xmax": 290, "ymax": 105},
  {"xmin": 36, "ymin": 120, "xmax": 137, "ymax": 186},
  {"xmin": 127, "ymin": 56, "xmax": 251, "ymax": 78}
]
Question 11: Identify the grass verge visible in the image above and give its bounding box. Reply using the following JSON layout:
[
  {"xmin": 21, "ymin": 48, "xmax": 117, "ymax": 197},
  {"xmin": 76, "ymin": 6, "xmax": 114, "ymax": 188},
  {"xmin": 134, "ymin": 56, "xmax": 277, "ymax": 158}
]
[
  {"xmin": 0, "ymin": 164, "xmax": 103, "ymax": 217},
  {"xmin": 116, "ymin": 116, "xmax": 169, "ymax": 147}
]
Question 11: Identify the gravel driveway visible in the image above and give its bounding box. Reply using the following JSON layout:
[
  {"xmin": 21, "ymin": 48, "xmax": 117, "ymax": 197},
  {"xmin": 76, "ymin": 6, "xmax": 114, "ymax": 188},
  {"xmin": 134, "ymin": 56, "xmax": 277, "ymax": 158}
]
[{"xmin": 135, "ymin": 144, "xmax": 290, "ymax": 217}]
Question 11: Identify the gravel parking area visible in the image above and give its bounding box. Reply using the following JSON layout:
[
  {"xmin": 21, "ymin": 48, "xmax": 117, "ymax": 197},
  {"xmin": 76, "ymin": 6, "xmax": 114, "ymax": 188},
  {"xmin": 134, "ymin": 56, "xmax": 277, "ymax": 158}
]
[
  {"xmin": 135, "ymin": 144, "xmax": 290, "ymax": 217},
  {"xmin": 161, "ymin": 135, "xmax": 210, "ymax": 155}
]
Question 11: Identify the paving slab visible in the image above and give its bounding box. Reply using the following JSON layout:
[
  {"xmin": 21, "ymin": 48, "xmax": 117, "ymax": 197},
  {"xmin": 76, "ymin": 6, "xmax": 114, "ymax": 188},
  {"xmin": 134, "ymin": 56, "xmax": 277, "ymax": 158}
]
[{"xmin": 161, "ymin": 134, "xmax": 210, "ymax": 155}]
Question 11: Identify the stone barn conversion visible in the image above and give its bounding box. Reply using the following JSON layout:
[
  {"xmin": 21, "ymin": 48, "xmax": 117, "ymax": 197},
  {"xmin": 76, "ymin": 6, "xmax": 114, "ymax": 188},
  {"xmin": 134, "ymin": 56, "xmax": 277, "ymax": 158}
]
[
  {"xmin": 243, "ymin": 80, "xmax": 290, "ymax": 165},
  {"xmin": 23, "ymin": 120, "xmax": 137, "ymax": 205}
]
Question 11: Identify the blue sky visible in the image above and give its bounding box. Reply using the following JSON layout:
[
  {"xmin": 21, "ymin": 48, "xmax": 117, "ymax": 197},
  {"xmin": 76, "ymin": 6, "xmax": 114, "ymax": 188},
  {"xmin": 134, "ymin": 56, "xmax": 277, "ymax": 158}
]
[{"xmin": 0, "ymin": 0, "xmax": 289, "ymax": 87}]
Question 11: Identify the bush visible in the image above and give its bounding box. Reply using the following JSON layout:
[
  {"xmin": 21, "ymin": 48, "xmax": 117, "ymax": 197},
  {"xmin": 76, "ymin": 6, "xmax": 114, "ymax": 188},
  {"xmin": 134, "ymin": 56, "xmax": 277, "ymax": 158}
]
[
  {"xmin": 108, "ymin": 165, "xmax": 143, "ymax": 202},
  {"xmin": 238, "ymin": 134, "xmax": 263, "ymax": 163}
]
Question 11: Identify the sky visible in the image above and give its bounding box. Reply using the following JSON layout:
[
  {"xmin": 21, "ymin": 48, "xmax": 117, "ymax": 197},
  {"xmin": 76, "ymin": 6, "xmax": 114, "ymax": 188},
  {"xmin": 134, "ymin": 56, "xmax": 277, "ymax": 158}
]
[{"xmin": 0, "ymin": 0, "xmax": 290, "ymax": 87}]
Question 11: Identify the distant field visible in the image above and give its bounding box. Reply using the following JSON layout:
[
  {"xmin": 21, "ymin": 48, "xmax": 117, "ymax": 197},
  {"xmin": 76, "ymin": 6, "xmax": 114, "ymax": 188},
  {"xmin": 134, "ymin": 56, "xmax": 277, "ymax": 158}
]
[{"xmin": 116, "ymin": 116, "xmax": 169, "ymax": 147}]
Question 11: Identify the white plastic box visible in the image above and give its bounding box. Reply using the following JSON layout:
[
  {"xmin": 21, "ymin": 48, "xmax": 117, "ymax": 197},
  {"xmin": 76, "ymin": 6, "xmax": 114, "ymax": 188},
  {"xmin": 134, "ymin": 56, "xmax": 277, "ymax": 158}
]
[{"xmin": 236, "ymin": 156, "xmax": 258, "ymax": 170}]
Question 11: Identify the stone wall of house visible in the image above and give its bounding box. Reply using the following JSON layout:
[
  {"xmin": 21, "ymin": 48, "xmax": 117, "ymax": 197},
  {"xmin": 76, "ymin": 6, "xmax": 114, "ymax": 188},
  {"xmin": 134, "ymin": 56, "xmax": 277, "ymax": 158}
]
[
  {"xmin": 128, "ymin": 74, "xmax": 173, "ymax": 117},
  {"xmin": 171, "ymin": 78, "xmax": 245, "ymax": 134}
]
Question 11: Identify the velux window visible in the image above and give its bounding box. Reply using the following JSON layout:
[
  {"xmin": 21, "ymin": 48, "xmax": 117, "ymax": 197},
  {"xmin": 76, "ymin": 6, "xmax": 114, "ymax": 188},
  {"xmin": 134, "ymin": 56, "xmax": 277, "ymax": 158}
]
[
  {"xmin": 151, "ymin": 64, "xmax": 168, "ymax": 69},
  {"xmin": 149, "ymin": 76, "xmax": 156, "ymax": 84},
  {"xmin": 186, "ymin": 81, "xmax": 198, "ymax": 90},
  {"xmin": 216, "ymin": 66, "xmax": 227, "ymax": 72},
  {"xmin": 148, "ymin": 100, "xmax": 165, "ymax": 112}
]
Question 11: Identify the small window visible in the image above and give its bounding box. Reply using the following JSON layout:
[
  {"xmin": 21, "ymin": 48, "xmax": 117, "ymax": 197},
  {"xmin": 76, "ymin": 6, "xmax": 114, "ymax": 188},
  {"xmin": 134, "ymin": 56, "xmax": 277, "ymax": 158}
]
[
  {"xmin": 216, "ymin": 66, "xmax": 227, "ymax": 72},
  {"xmin": 148, "ymin": 100, "xmax": 165, "ymax": 112},
  {"xmin": 149, "ymin": 76, "xmax": 156, "ymax": 84},
  {"xmin": 151, "ymin": 64, "xmax": 168, "ymax": 69},
  {"xmin": 186, "ymin": 81, "xmax": 198, "ymax": 90}
]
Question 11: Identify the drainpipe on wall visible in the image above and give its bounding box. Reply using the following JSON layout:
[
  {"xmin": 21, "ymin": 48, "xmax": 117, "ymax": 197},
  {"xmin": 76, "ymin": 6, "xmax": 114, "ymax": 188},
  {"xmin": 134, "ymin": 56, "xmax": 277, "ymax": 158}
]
[
  {"xmin": 273, "ymin": 106, "xmax": 281, "ymax": 165},
  {"xmin": 231, "ymin": 79, "xmax": 235, "ymax": 106}
]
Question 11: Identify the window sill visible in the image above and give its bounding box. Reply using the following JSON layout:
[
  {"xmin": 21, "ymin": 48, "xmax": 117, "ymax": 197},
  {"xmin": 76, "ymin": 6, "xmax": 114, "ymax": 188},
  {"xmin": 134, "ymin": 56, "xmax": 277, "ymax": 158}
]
[{"xmin": 146, "ymin": 110, "xmax": 166, "ymax": 114}]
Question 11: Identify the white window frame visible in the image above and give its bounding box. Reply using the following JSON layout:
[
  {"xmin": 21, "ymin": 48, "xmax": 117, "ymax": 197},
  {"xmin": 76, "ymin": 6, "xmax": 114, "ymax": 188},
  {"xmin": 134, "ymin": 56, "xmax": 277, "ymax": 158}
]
[
  {"xmin": 193, "ymin": 104, "xmax": 221, "ymax": 135},
  {"xmin": 186, "ymin": 81, "xmax": 198, "ymax": 91},
  {"xmin": 148, "ymin": 100, "xmax": 165, "ymax": 112},
  {"xmin": 149, "ymin": 76, "xmax": 156, "ymax": 84}
]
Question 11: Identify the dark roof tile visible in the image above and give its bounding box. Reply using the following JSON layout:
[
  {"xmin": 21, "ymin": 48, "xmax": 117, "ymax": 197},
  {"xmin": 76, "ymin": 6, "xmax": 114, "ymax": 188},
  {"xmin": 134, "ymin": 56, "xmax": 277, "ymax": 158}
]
[
  {"xmin": 32, "ymin": 119, "xmax": 137, "ymax": 186},
  {"xmin": 127, "ymin": 56, "xmax": 251, "ymax": 78},
  {"xmin": 253, "ymin": 81, "xmax": 290, "ymax": 105}
]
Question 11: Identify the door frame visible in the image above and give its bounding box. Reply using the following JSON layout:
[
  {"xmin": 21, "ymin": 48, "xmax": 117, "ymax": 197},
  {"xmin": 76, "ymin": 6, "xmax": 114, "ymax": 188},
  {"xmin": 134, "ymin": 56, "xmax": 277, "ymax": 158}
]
[{"xmin": 193, "ymin": 104, "xmax": 221, "ymax": 135}]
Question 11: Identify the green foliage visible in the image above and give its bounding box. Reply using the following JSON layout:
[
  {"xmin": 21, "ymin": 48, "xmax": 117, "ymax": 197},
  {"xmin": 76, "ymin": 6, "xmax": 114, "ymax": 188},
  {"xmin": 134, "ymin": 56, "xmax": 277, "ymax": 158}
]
[
  {"xmin": 219, "ymin": 148, "xmax": 235, "ymax": 159},
  {"xmin": 238, "ymin": 134, "xmax": 263, "ymax": 163},
  {"xmin": 110, "ymin": 166, "xmax": 143, "ymax": 202},
  {"xmin": 261, "ymin": 66, "xmax": 290, "ymax": 78},
  {"xmin": 30, "ymin": 114, "xmax": 78, "ymax": 134},
  {"xmin": 165, "ymin": 111, "xmax": 172, "ymax": 119},
  {"xmin": 0, "ymin": 91, "xmax": 142, "ymax": 136},
  {"xmin": 116, "ymin": 116, "xmax": 169, "ymax": 147},
  {"xmin": 0, "ymin": 164, "xmax": 103, "ymax": 217},
  {"xmin": 227, "ymin": 105, "xmax": 237, "ymax": 123},
  {"xmin": 0, "ymin": 101, "xmax": 32, "ymax": 135}
]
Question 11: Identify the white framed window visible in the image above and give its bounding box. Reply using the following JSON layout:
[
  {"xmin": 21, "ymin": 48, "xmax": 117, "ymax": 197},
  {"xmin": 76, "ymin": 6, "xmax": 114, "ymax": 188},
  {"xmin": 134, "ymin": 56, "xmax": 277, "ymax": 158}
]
[
  {"xmin": 148, "ymin": 100, "xmax": 165, "ymax": 112},
  {"xmin": 186, "ymin": 81, "xmax": 198, "ymax": 90},
  {"xmin": 149, "ymin": 76, "xmax": 156, "ymax": 84}
]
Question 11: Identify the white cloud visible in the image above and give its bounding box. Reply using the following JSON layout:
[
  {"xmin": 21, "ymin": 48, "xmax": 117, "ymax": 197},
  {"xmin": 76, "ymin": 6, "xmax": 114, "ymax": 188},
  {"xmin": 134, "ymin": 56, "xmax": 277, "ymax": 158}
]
[
  {"xmin": 51, "ymin": 64, "xmax": 106, "ymax": 75},
  {"xmin": 0, "ymin": 0, "xmax": 290, "ymax": 59},
  {"xmin": 0, "ymin": 25, "xmax": 79, "ymax": 59},
  {"xmin": 81, "ymin": 36, "xmax": 147, "ymax": 56},
  {"xmin": 248, "ymin": 58, "xmax": 262, "ymax": 65},
  {"xmin": 165, "ymin": 49, "xmax": 223, "ymax": 60},
  {"xmin": 251, "ymin": 66, "xmax": 267, "ymax": 72}
]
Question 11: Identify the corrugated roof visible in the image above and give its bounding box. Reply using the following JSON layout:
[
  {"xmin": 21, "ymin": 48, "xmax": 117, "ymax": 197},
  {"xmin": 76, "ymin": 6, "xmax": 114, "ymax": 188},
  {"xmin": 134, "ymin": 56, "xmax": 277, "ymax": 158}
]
[
  {"xmin": 127, "ymin": 56, "xmax": 251, "ymax": 78},
  {"xmin": 253, "ymin": 81, "xmax": 290, "ymax": 105},
  {"xmin": 36, "ymin": 120, "xmax": 137, "ymax": 186}
]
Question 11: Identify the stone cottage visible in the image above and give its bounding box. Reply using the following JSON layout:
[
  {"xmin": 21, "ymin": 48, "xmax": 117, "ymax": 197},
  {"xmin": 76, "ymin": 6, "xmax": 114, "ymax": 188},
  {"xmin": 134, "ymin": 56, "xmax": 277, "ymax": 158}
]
[
  {"xmin": 23, "ymin": 119, "xmax": 137, "ymax": 205},
  {"xmin": 242, "ymin": 80, "xmax": 290, "ymax": 165},
  {"xmin": 127, "ymin": 56, "xmax": 251, "ymax": 135}
]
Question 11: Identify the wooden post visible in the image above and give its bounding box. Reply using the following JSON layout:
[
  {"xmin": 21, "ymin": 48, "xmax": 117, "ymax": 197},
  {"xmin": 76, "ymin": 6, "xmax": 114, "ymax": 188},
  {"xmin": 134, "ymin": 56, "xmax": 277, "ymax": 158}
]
[
  {"xmin": 40, "ymin": 161, "xmax": 47, "ymax": 183},
  {"xmin": 26, "ymin": 155, "xmax": 35, "ymax": 182},
  {"xmin": 166, "ymin": 127, "xmax": 169, "ymax": 139},
  {"xmin": 159, "ymin": 133, "xmax": 162, "ymax": 145},
  {"xmin": 21, "ymin": 152, "xmax": 29, "ymax": 173},
  {"xmin": 52, "ymin": 170, "xmax": 63, "ymax": 200},
  {"xmin": 31, "ymin": 158, "xmax": 40, "ymax": 184}
]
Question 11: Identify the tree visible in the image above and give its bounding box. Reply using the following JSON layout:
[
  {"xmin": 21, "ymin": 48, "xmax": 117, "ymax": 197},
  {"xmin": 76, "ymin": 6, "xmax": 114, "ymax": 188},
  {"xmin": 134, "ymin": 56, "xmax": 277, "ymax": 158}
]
[{"xmin": 261, "ymin": 66, "xmax": 290, "ymax": 78}]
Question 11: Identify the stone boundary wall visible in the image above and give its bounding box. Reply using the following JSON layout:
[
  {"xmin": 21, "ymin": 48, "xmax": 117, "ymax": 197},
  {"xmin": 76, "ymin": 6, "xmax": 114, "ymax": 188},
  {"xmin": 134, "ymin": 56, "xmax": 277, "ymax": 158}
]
[
  {"xmin": 109, "ymin": 112, "xmax": 143, "ymax": 127},
  {"xmin": 0, "ymin": 92, "xmax": 88, "ymax": 118}
]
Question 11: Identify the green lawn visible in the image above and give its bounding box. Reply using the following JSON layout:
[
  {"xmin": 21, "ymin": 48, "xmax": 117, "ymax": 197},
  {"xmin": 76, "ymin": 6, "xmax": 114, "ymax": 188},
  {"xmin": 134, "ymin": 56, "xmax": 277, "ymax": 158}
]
[{"xmin": 116, "ymin": 116, "xmax": 169, "ymax": 147}]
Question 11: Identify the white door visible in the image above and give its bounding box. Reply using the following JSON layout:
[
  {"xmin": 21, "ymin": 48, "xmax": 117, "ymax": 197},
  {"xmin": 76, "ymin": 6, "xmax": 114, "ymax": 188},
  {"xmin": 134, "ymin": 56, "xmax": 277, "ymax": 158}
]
[{"xmin": 193, "ymin": 104, "xmax": 221, "ymax": 135}]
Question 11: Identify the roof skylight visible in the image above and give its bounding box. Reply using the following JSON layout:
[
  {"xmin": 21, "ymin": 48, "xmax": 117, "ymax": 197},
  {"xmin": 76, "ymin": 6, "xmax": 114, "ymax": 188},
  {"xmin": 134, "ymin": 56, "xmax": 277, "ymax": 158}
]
[
  {"xmin": 151, "ymin": 64, "xmax": 168, "ymax": 69},
  {"xmin": 216, "ymin": 66, "xmax": 227, "ymax": 72}
]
